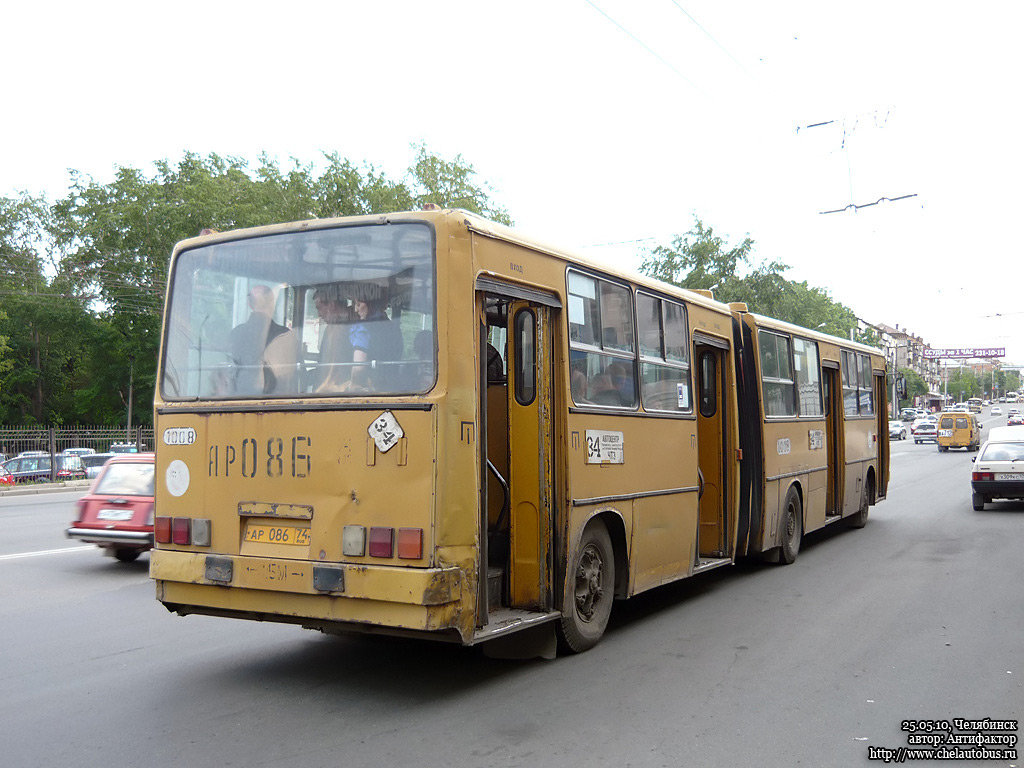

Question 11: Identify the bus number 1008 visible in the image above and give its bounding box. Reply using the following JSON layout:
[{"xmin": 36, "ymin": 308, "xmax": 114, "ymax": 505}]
[{"xmin": 208, "ymin": 436, "xmax": 311, "ymax": 479}]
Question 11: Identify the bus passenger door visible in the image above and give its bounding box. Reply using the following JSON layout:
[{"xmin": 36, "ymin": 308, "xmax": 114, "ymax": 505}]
[
  {"xmin": 506, "ymin": 301, "xmax": 554, "ymax": 610},
  {"xmin": 824, "ymin": 366, "xmax": 844, "ymax": 515},
  {"xmin": 875, "ymin": 373, "xmax": 889, "ymax": 497},
  {"xmin": 695, "ymin": 343, "xmax": 727, "ymax": 558}
]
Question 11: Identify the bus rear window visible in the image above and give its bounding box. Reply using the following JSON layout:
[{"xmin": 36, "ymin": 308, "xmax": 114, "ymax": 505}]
[{"xmin": 161, "ymin": 223, "xmax": 436, "ymax": 400}]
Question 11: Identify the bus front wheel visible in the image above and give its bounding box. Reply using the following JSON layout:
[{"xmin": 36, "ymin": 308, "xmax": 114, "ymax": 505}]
[
  {"xmin": 557, "ymin": 520, "xmax": 614, "ymax": 653},
  {"xmin": 778, "ymin": 487, "xmax": 802, "ymax": 564}
]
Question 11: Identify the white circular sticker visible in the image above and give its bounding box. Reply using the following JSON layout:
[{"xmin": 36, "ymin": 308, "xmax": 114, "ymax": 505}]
[{"xmin": 166, "ymin": 460, "xmax": 191, "ymax": 497}]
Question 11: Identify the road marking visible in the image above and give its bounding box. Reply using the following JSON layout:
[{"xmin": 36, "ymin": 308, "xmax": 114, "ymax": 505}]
[{"xmin": 0, "ymin": 545, "xmax": 94, "ymax": 561}]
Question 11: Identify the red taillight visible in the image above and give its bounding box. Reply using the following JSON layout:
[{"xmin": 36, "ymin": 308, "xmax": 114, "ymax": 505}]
[
  {"xmin": 397, "ymin": 528, "xmax": 423, "ymax": 559},
  {"xmin": 172, "ymin": 517, "xmax": 191, "ymax": 545},
  {"xmin": 973, "ymin": 472, "xmax": 994, "ymax": 482},
  {"xmin": 155, "ymin": 516, "xmax": 172, "ymax": 543},
  {"xmin": 368, "ymin": 527, "xmax": 393, "ymax": 558}
]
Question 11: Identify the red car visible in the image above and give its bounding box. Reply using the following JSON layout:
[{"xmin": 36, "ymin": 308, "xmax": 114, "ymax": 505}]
[
  {"xmin": 66, "ymin": 453, "xmax": 155, "ymax": 562},
  {"xmin": 0, "ymin": 464, "xmax": 14, "ymax": 487}
]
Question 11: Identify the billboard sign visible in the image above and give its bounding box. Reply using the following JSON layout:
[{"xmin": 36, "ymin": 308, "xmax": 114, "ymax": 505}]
[{"xmin": 923, "ymin": 347, "xmax": 1005, "ymax": 359}]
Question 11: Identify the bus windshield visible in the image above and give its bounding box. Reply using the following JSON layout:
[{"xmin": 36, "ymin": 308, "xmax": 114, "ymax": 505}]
[{"xmin": 161, "ymin": 222, "xmax": 436, "ymax": 400}]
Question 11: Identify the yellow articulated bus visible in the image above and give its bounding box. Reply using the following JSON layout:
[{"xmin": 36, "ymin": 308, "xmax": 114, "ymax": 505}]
[{"xmin": 150, "ymin": 209, "xmax": 888, "ymax": 654}]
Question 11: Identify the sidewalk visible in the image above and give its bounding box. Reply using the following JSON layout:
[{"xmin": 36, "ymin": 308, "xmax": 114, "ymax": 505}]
[{"xmin": 0, "ymin": 479, "xmax": 91, "ymax": 497}]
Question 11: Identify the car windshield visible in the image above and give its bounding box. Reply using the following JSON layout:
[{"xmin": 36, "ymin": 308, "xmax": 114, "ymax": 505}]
[
  {"xmin": 980, "ymin": 443, "xmax": 1024, "ymax": 462},
  {"xmin": 94, "ymin": 463, "xmax": 155, "ymax": 496},
  {"xmin": 161, "ymin": 222, "xmax": 436, "ymax": 400}
]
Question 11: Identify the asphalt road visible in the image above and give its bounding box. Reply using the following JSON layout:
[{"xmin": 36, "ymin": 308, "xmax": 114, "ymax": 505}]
[{"xmin": 1, "ymin": 416, "xmax": 1020, "ymax": 768}]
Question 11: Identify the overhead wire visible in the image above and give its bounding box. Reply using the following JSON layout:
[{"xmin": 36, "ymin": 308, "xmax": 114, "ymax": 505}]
[{"xmin": 583, "ymin": 0, "xmax": 704, "ymax": 95}]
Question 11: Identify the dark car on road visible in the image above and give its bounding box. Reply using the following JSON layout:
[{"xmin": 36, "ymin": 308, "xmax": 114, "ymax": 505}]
[
  {"xmin": 1, "ymin": 454, "xmax": 87, "ymax": 483},
  {"xmin": 66, "ymin": 453, "xmax": 155, "ymax": 562}
]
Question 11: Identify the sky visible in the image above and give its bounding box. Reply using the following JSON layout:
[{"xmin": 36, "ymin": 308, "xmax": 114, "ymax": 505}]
[{"xmin": 5, "ymin": 0, "xmax": 1023, "ymax": 364}]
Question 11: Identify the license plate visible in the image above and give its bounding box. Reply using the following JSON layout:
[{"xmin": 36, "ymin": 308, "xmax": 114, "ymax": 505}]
[
  {"xmin": 97, "ymin": 508, "xmax": 134, "ymax": 521},
  {"xmin": 244, "ymin": 523, "xmax": 311, "ymax": 546},
  {"xmin": 995, "ymin": 473, "xmax": 1024, "ymax": 481},
  {"xmin": 938, "ymin": 430, "xmax": 952, "ymax": 437}
]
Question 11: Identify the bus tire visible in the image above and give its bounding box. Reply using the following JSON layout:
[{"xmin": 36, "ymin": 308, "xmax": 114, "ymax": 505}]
[
  {"xmin": 114, "ymin": 548, "xmax": 141, "ymax": 563},
  {"xmin": 849, "ymin": 474, "xmax": 874, "ymax": 529},
  {"xmin": 557, "ymin": 520, "xmax": 614, "ymax": 653},
  {"xmin": 778, "ymin": 487, "xmax": 802, "ymax": 564},
  {"xmin": 972, "ymin": 493, "xmax": 986, "ymax": 511}
]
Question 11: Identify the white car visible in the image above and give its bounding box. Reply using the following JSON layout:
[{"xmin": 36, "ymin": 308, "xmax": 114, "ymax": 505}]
[
  {"xmin": 992, "ymin": 406, "xmax": 1003, "ymax": 416},
  {"xmin": 971, "ymin": 426, "xmax": 1024, "ymax": 510},
  {"xmin": 911, "ymin": 415, "xmax": 937, "ymax": 434}
]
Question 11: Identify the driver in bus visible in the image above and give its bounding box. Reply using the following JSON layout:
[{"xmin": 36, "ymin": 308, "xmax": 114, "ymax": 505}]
[{"xmin": 229, "ymin": 284, "xmax": 300, "ymax": 395}]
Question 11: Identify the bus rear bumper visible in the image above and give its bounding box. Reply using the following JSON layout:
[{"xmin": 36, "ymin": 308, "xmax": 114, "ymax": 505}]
[{"xmin": 150, "ymin": 549, "xmax": 468, "ymax": 639}]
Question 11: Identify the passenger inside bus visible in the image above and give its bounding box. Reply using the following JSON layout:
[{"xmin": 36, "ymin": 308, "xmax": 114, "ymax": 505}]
[
  {"xmin": 406, "ymin": 330, "xmax": 435, "ymax": 390},
  {"xmin": 229, "ymin": 284, "xmax": 300, "ymax": 395},
  {"xmin": 313, "ymin": 285, "xmax": 354, "ymax": 393},
  {"xmin": 349, "ymin": 290, "xmax": 403, "ymax": 391}
]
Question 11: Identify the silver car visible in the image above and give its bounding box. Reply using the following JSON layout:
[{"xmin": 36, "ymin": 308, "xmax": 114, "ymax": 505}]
[{"xmin": 80, "ymin": 453, "xmax": 114, "ymax": 480}]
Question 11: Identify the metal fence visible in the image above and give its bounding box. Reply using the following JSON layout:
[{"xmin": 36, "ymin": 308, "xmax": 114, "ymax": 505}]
[{"xmin": 0, "ymin": 426, "xmax": 155, "ymax": 463}]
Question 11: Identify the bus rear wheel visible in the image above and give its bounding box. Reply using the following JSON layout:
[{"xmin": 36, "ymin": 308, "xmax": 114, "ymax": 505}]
[
  {"xmin": 778, "ymin": 487, "xmax": 802, "ymax": 564},
  {"xmin": 557, "ymin": 520, "xmax": 614, "ymax": 653},
  {"xmin": 849, "ymin": 474, "xmax": 874, "ymax": 529}
]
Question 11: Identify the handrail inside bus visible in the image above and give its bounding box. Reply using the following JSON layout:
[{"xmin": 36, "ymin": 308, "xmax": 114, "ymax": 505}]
[{"xmin": 486, "ymin": 459, "xmax": 510, "ymax": 533}]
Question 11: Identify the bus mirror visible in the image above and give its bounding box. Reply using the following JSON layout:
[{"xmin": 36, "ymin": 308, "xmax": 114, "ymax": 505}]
[{"xmin": 896, "ymin": 376, "xmax": 907, "ymax": 401}]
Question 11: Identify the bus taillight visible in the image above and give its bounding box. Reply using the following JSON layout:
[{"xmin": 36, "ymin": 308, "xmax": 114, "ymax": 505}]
[
  {"xmin": 155, "ymin": 517, "xmax": 172, "ymax": 543},
  {"xmin": 368, "ymin": 527, "xmax": 393, "ymax": 558},
  {"xmin": 155, "ymin": 516, "xmax": 211, "ymax": 546},
  {"xmin": 397, "ymin": 528, "xmax": 423, "ymax": 559},
  {"xmin": 342, "ymin": 525, "xmax": 365, "ymax": 556},
  {"xmin": 172, "ymin": 517, "xmax": 191, "ymax": 545},
  {"xmin": 344, "ymin": 526, "xmax": 424, "ymax": 559}
]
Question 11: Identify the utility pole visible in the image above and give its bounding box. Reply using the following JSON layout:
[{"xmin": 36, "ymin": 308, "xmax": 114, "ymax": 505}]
[{"xmin": 126, "ymin": 356, "xmax": 134, "ymax": 445}]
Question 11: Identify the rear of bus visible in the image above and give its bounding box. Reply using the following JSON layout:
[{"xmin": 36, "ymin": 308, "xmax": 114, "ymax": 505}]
[{"xmin": 149, "ymin": 213, "xmax": 480, "ymax": 643}]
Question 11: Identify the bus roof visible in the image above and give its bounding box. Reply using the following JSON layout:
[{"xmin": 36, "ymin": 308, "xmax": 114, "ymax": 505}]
[
  {"xmin": 744, "ymin": 311, "xmax": 884, "ymax": 357},
  {"xmin": 173, "ymin": 208, "xmax": 739, "ymax": 318},
  {"xmin": 171, "ymin": 208, "xmax": 881, "ymax": 350}
]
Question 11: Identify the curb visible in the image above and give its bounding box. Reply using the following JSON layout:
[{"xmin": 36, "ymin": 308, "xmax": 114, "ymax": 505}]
[{"xmin": 0, "ymin": 480, "xmax": 91, "ymax": 498}]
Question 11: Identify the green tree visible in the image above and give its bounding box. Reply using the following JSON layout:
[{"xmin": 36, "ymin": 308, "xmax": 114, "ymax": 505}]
[
  {"xmin": 33, "ymin": 148, "xmax": 508, "ymax": 426},
  {"xmin": 407, "ymin": 143, "xmax": 511, "ymax": 224},
  {"xmin": 639, "ymin": 216, "xmax": 872, "ymax": 343},
  {"xmin": 0, "ymin": 193, "xmax": 100, "ymax": 423},
  {"xmin": 944, "ymin": 368, "xmax": 982, "ymax": 402},
  {"xmin": 898, "ymin": 367, "xmax": 928, "ymax": 409}
]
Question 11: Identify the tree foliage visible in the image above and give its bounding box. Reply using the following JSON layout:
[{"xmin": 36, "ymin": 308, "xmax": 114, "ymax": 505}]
[
  {"xmin": 944, "ymin": 368, "xmax": 983, "ymax": 401},
  {"xmin": 1, "ymin": 147, "xmax": 510, "ymax": 425},
  {"xmin": 639, "ymin": 216, "xmax": 876, "ymax": 346},
  {"xmin": 898, "ymin": 367, "xmax": 928, "ymax": 409}
]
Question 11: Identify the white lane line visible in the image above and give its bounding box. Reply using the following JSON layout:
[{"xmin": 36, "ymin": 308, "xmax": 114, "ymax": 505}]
[{"xmin": 0, "ymin": 545, "xmax": 94, "ymax": 561}]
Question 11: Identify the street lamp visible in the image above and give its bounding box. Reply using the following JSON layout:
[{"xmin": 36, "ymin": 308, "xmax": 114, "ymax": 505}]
[{"xmin": 889, "ymin": 341, "xmax": 908, "ymax": 418}]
